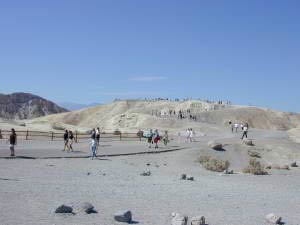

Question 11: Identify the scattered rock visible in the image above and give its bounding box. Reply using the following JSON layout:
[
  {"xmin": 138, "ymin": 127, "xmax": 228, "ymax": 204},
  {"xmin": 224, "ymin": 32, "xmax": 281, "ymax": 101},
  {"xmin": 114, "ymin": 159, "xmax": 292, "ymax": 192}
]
[
  {"xmin": 265, "ymin": 213, "xmax": 282, "ymax": 224},
  {"xmin": 243, "ymin": 139, "xmax": 254, "ymax": 146},
  {"xmin": 146, "ymin": 163, "xmax": 151, "ymax": 166},
  {"xmin": 171, "ymin": 212, "xmax": 188, "ymax": 225},
  {"xmin": 248, "ymin": 150, "xmax": 261, "ymax": 158},
  {"xmin": 87, "ymin": 172, "xmax": 91, "ymax": 176},
  {"xmin": 181, "ymin": 174, "xmax": 187, "ymax": 180},
  {"xmin": 207, "ymin": 141, "xmax": 223, "ymax": 151},
  {"xmin": 187, "ymin": 176, "xmax": 194, "ymax": 181},
  {"xmin": 73, "ymin": 202, "xmax": 97, "ymax": 214},
  {"xmin": 223, "ymin": 169, "xmax": 234, "ymax": 174},
  {"xmin": 114, "ymin": 210, "xmax": 132, "ymax": 223},
  {"xmin": 55, "ymin": 205, "xmax": 73, "ymax": 214},
  {"xmin": 290, "ymin": 162, "xmax": 298, "ymax": 167},
  {"xmin": 191, "ymin": 216, "xmax": 206, "ymax": 225},
  {"xmin": 140, "ymin": 171, "xmax": 151, "ymax": 176}
]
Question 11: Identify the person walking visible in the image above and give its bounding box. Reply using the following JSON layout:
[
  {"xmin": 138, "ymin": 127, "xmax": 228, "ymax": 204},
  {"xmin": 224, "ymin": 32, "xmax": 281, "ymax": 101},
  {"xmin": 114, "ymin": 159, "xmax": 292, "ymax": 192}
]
[
  {"xmin": 234, "ymin": 123, "xmax": 239, "ymax": 133},
  {"xmin": 96, "ymin": 127, "xmax": 100, "ymax": 149},
  {"xmin": 68, "ymin": 130, "xmax": 74, "ymax": 152},
  {"xmin": 90, "ymin": 128, "xmax": 97, "ymax": 159},
  {"xmin": 162, "ymin": 130, "xmax": 169, "ymax": 146},
  {"xmin": 63, "ymin": 130, "xmax": 69, "ymax": 151},
  {"xmin": 9, "ymin": 128, "xmax": 17, "ymax": 157},
  {"xmin": 241, "ymin": 125, "xmax": 248, "ymax": 139},
  {"xmin": 153, "ymin": 129, "xmax": 160, "ymax": 149},
  {"xmin": 147, "ymin": 129, "xmax": 153, "ymax": 148}
]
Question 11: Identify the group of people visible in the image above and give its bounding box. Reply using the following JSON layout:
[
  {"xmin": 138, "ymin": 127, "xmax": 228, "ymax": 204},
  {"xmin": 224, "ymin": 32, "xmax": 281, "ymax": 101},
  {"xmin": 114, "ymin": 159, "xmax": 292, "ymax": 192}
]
[
  {"xmin": 146, "ymin": 129, "xmax": 169, "ymax": 149},
  {"xmin": 63, "ymin": 129, "xmax": 75, "ymax": 152},
  {"xmin": 186, "ymin": 128, "xmax": 195, "ymax": 142},
  {"xmin": 229, "ymin": 121, "xmax": 249, "ymax": 139}
]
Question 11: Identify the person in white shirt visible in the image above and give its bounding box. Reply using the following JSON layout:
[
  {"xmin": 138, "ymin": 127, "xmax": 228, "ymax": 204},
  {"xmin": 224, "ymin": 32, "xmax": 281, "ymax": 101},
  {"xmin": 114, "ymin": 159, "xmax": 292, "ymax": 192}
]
[{"xmin": 241, "ymin": 125, "xmax": 248, "ymax": 139}]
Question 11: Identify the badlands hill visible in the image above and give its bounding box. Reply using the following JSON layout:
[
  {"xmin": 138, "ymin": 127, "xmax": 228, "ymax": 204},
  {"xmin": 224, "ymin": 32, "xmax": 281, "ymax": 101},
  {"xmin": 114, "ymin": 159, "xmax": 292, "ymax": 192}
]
[
  {"xmin": 27, "ymin": 100, "xmax": 300, "ymax": 133},
  {"xmin": 0, "ymin": 93, "xmax": 68, "ymax": 120}
]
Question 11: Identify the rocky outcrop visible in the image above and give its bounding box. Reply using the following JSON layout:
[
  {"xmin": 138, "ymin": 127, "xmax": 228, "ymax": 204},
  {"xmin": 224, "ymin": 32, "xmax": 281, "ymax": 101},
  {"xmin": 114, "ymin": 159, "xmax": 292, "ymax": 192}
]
[{"xmin": 0, "ymin": 92, "xmax": 67, "ymax": 119}]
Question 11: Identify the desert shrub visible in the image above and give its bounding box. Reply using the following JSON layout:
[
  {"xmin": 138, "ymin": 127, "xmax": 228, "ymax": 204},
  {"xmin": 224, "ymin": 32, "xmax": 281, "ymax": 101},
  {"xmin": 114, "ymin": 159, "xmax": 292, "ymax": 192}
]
[
  {"xmin": 248, "ymin": 150, "xmax": 261, "ymax": 158},
  {"xmin": 243, "ymin": 159, "xmax": 268, "ymax": 175},
  {"xmin": 198, "ymin": 155, "xmax": 230, "ymax": 172}
]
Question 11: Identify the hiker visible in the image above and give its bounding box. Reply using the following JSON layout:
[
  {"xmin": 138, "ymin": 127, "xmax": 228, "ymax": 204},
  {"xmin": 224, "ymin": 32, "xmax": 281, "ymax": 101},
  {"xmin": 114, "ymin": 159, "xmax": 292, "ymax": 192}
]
[
  {"xmin": 9, "ymin": 128, "xmax": 17, "ymax": 157},
  {"xmin": 147, "ymin": 129, "xmax": 153, "ymax": 148},
  {"xmin": 234, "ymin": 123, "xmax": 239, "ymax": 132},
  {"xmin": 96, "ymin": 127, "xmax": 100, "ymax": 149},
  {"xmin": 68, "ymin": 130, "xmax": 74, "ymax": 152},
  {"xmin": 190, "ymin": 128, "xmax": 195, "ymax": 142},
  {"xmin": 241, "ymin": 125, "xmax": 248, "ymax": 139},
  {"xmin": 162, "ymin": 130, "xmax": 169, "ymax": 146},
  {"xmin": 63, "ymin": 130, "xmax": 69, "ymax": 151},
  {"xmin": 153, "ymin": 129, "xmax": 160, "ymax": 149},
  {"xmin": 90, "ymin": 128, "xmax": 97, "ymax": 159},
  {"xmin": 231, "ymin": 123, "xmax": 234, "ymax": 133},
  {"xmin": 186, "ymin": 128, "xmax": 191, "ymax": 142}
]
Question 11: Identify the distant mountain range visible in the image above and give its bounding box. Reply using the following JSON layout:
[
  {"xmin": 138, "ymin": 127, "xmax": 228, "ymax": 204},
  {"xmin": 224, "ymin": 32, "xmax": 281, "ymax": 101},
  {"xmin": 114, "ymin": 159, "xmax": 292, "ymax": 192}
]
[
  {"xmin": 58, "ymin": 102, "xmax": 102, "ymax": 111},
  {"xmin": 0, "ymin": 92, "xmax": 68, "ymax": 120}
]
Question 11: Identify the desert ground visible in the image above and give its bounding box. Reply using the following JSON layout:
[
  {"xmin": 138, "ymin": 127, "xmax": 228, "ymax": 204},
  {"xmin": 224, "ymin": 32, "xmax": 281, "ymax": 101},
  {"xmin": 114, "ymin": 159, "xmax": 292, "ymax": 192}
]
[{"xmin": 1, "ymin": 122, "xmax": 300, "ymax": 225}]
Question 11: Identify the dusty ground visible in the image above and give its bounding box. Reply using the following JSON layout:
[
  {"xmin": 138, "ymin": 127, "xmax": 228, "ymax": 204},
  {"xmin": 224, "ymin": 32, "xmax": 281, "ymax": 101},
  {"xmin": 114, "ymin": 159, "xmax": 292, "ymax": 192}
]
[{"xmin": 0, "ymin": 127, "xmax": 300, "ymax": 225}]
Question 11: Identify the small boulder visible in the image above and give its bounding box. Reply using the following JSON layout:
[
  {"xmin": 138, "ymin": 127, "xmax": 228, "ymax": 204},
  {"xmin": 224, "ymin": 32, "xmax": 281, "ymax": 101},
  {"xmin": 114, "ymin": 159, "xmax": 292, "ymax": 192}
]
[
  {"xmin": 140, "ymin": 171, "xmax": 151, "ymax": 176},
  {"xmin": 187, "ymin": 176, "xmax": 194, "ymax": 181},
  {"xmin": 208, "ymin": 141, "xmax": 223, "ymax": 150},
  {"xmin": 180, "ymin": 174, "xmax": 187, "ymax": 180},
  {"xmin": 114, "ymin": 210, "xmax": 132, "ymax": 223},
  {"xmin": 290, "ymin": 162, "xmax": 298, "ymax": 167},
  {"xmin": 191, "ymin": 216, "xmax": 206, "ymax": 225},
  {"xmin": 265, "ymin": 165, "xmax": 272, "ymax": 170},
  {"xmin": 171, "ymin": 213, "xmax": 188, "ymax": 225},
  {"xmin": 243, "ymin": 139, "xmax": 254, "ymax": 146},
  {"xmin": 55, "ymin": 204, "xmax": 73, "ymax": 214},
  {"xmin": 265, "ymin": 213, "xmax": 282, "ymax": 224}
]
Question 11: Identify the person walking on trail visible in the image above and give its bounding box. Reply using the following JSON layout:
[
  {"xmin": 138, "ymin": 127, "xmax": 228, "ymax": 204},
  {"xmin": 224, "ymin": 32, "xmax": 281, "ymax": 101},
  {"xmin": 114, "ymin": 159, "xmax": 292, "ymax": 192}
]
[
  {"xmin": 234, "ymin": 123, "xmax": 239, "ymax": 133},
  {"xmin": 68, "ymin": 130, "xmax": 74, "ymax": 152},
  {"xmin": 96, "ymin": 127, "xmax": 100, "ymax": 149},
  {"xmin": 63, "ymin": 130, "xmax": 69, "ymax": 151},
  {"xmin": 147, "ymin": 129, "xmax": 153, "ymax": 148},
  {"xmin": 90, "ymin": 128, "xmax": 97, "ymax": 159},
  {"xmin": 153, "ymin": 129, "xmax": 160, "ymax": 149},
  {"xmin": 163, "ymin": 130, "xmax": 169, "ymax": 146},
  {"xmin": 186, "ymin": 128, "xmax": 191, "ymax": 142},
  {"xmin": 241, "ymin": 125, "xmax": 248, "ymax": 139},
  {"xmin": 9, "ymin": 128, "xmax": 17, "ymax": 157}
]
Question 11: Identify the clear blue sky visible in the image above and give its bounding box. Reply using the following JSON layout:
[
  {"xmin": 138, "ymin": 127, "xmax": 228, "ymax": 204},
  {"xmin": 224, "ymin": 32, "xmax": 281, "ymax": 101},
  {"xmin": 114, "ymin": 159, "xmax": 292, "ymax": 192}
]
[{"xmin": 0, "ymin": 0, "xmax": 300, "ymax": 112}]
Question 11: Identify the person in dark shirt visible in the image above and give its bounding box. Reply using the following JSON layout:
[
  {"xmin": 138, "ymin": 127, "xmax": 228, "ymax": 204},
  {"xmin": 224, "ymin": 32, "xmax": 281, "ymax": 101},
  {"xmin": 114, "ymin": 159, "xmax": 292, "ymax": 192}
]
[
  {"xmin": 68, "ymin": 130, "xmax": 74, "ymax": 152},
  {"xmin": 63, "ymin": 130, "xmax": 69, "ymax": 151},
  {"xmin": 9, "ymin": 128, "xmax": 17, "ymax": 157}
]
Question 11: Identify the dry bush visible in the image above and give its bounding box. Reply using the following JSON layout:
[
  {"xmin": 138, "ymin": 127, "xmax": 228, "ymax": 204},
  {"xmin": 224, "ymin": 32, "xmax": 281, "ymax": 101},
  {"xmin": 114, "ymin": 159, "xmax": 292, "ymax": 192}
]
[
  {"xmin": 243, "ymin": 159, "xmax": 268, "ymax": 175},
  {"xmin": 248, "ymin": 150, "xmax": 261, "ymax": 158},
  {"xmin": 198, "ymin": 155, "xmax": 230, "ymax": 172}
]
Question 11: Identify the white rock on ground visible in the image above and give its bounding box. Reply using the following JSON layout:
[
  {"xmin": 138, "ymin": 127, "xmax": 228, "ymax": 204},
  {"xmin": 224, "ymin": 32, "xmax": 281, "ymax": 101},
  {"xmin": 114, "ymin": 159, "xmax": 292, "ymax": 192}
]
[
  {"xmin": 171, "ymin": 213, "xmax": 188, "ymax": 225},
  {"xmin": 265, "ymin": 213, "xmax": 282, "ymax": 224},
  {"xmin": 190, "ymin": 216, "xmax": 206, "ymax": 225}
]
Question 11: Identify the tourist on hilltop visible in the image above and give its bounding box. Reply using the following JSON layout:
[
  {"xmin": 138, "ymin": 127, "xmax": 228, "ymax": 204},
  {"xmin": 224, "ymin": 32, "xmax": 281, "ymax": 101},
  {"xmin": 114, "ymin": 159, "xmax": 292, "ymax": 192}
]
[
  {"xmin": 147, "ymin": 129, "xmax": 153, "ymax": 148},
  {"xmin": 153, "ymin": 129, "xmax": 160, "ymax": 149},
  {"xmin": 96, "ymin": 127, "xmax": 100, "ymax": 149},
  {"xmin": 68, "ymin": 130, "xmax": 74, "ymax": 152},
  {"xmin": 90, "ymin": 128, "xmax": 97, "ymax": 159},
  {"xmin": 185, "ymin": 128, "xmax": 191, "ymax": 142},
  {"xmin": 241, "ymin": 124, "xmax": 248, "ymax": 139},
  {"xmin": 162, "ymin": 130, "xmax": 169, "ymax": 146},
  {"xmin": 63, "ymin": 129, "xmax": 69, "ymax": 151},
  {"xmin": 9, "ymin": 128, "xmax": 17, "ymax": 157}
]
